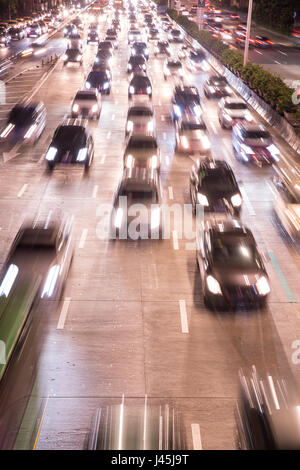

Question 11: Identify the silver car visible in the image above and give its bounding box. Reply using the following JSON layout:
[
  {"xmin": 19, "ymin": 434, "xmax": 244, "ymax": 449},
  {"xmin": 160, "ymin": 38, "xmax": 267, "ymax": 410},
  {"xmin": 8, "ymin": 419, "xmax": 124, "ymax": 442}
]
[
  {"xmin": 218, "ymin": 97, "xmax": 253, "ymax": 129},
  {"xmin": 125, "ymin": 104, "xmax": 155, "ymax": 136},
  {"xmin": 71, "ymin": 89, "xmax": 101, "ymax": 119},
  {"xmin": 123, "ymin": 134, "xmax": 160, "ymax": 171},
  {"xmin": 175, "ymin": 114, "xmax": 211, "ymax": 154}
]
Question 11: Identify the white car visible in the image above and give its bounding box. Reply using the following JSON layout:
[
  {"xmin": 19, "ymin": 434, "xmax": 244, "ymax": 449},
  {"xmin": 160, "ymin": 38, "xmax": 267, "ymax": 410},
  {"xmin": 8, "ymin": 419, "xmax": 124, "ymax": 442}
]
[
  {"xmin": 125, "ymin": 105, "xmax": 155, "ymax": 136},
  {"xmin": 218, "ymin": 97, "xmax": 253, "ymax": 129},
  {"xmin": 271, "ymin": 164, "xmax": 300, "ymax": 240},
  {"xmin": 71, "ymin": 89, "xmax": 101, "ymax": 119},
  {"xmin": 123, "ymin": 134, "xmax": 160, "ymax": 171},
  {"xmin": 163, "ymin": 59, "xmax": 184, "ymax": 81},
  {"xmin": 175, "ymin": 114, "xmax": 211, "ymax": 154}
]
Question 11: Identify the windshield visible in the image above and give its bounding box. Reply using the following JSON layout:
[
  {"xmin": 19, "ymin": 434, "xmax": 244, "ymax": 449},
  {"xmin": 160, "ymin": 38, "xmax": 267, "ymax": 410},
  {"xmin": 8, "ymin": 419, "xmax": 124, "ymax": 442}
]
[
  {"xmin": 75, "ymin": 92, "xmax": 97, "ymax": 100},
  {"xmin": 210, "ymin": 77, "xmax": 227, "ymax": 85},
  {"xmin": 121, "ymin": 189, "xmax": 157, "ymax": 203},
  {"xmin": 168, "ymin": 62, "xmax": 181, "ymax": 68},
  {"xmin": 131, "ymin": 77, "xmax": 150, "ymax": 87},
  {"xmin": 128, "ymin": 139, "xmax": 157, "ymax": 149},
  {"xmin": 9, "ymin": 107, "xmax": 35, "ymax": 125},
  {"xmin": 130, "ymin": 56, "xmax": 145, "ymax": 64},
  {"xmin": 198, "ymin": 169, "xmax": 236, "ymax": 192},
  {"xmin": 243, "ymin": 130, "xmax": 270, "ymax": 139},
  {"xmin": 225, "ymin": 102, "xmax": 247, "ymax": 110},
  {"xmin": 181, "ymin": 122, "xmax": 205, "ymax": 130},
  {"xmin": 53, "ymin": 126, "xmax": 86, "ymax": 150},
  {"xmin": 88, "ymin": 71, "xmax": 109, "ymax": 81},
  {"xmin": 175, "ymin": 93, "xmax": 199, "ymax": 105},
  {"xmin": 129, "ymin": 109, "xmax": 152, "ymax": 117},
  {"xmin": 212, "ymin": 239, "xmax": 261, "ymax": 269}
]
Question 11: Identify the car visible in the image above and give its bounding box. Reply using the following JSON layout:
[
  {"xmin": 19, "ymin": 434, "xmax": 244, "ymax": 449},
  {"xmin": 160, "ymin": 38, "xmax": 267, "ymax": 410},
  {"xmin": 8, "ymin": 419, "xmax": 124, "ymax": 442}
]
[
  {"xmin": 71, "ymin": 89, "xmax": 101, "ymax": 119},
  {"xmin": 168, "ymin": 28, "xmax": 184, "ymax": 42},
  {"xmin": 63, "ymin": 23, "xmax": 77, "ymax": 37},
  {"xmin": 106, "ymin": 28, "xmax": 118, "ymax": 39},
  {"xmin": 87, "ymin": 30, "xmax": 99, "ymax": 44},
  {"xmin": 63, "ymin": 48, "xmax": 83, "ymax": 66},
  {"xmin": 154, "ymin": 40, "xmax": 170, "ymax": 57},
  {"xmin": 27, "ymin": 22, "xmax": 41, "ymax": 37},
  {"xmin": 0, "ymin": 220, "xmax": 74, "ymax": 381},
  {"xmin": 88, "ymin": 22, "xmax": 99, "ymax": 33},
  {"xmin": 0, "ymin": 101, "xmax": 46, "ymax": 143},
  {"xmin": 128, "ymin": 29, "xmax": 142, "ymax": 43},
  {"xmin": 218, "ymin": 97, "xmax": 253, "ymax": 129},
  {"xmin": 98, "ymin": 40, "xmax": 114, "ymax": 53},
  {"xmin": 204, "ymin": 76, "xmax": 232, "ymax": 98},
  {"xmin": 105, "ymin": 34, "xmax": 118, "ymax": 48},
  {"xmin": 254, "ymin": 35, "xmax": 273, "ymax": 48},
  {"xmin": 73, "ymin": 17, "xmax": 84, "ymax": 30},
  {"xmin": 271, "ymin": 163, "xmax": 300, "ymax": 240},
  {"xmin": 111, "ymin": 168, "xmax": 162, "ymax": 240},
  {"xmin": 125, "ymin": 104, "xmax": 155, "ymax": 136},
  {"xmin": 67, "ymin": 33, "xmax": 83, "ymax": 51},
  {"xmin": 175, "ymin": 114, "xmax": 210, "ymax": 154},
  {"xmin": 85, "ymin": 69, "xmax": 111, "ymax": 94},
  {"xmin": 94, "ymin": 49, "xmax": 113, "ymax": 67},
  {"xmin": 229, "ymin": 13, "xmax": 240, "ymax": 20},
  {"xmin": 45, "ymin": 124, "xmax": 94, "ymax": 171},
  {"xmin": 190, "ymin": 159, "xmax": 242, "ymax": 215},
  {"xmin": 9, "ymin": 27, "xmax": 26, "ymax": 40},
  {"xmin": 0, "ymin": 31, "xmax": 10, "ymax": 47},
  {"xmin": 148, "ymin": 28, "xmax": 159, "ymax": 40},
  {"xmin": 171, "ymin": 85, "xmax": 201, "ymax": 121},
  {"xmin": 38, "ymin": 20, "xmax": 48, "ymax": 34},
  {"xmin": 131, "ymin": 41, "xmax": 149, "ymax": 59},
  {"xmin": 232, "ymin": 122, "xmax": 280, "ymax": 165},
  {"xmin": 237, "ymin": 368, "xmax": 300, "ymax": 449},
  {"xmin": 234, "ymin": 32, "xmax": 255, "ymax": 49},
  {"xmin": 127, "ymin": 54, "xmax": 147, "ymax": 73},
  {"xmin": 177, "ymin": 44, "xmax": 189, "ymax": 59},
  {"xmin": 163, "ymin": 58, "xmax": 184, "ymax": 81},
  {"xmin": 128, "ymin": 74, "xmax": 152, "ymax": 99},
  {"xmin": 197, "ymin": 219, "xmax": 270, "ymax": 309},
  {"xmin": 186, "ymin": 50, "xmax": 209, "ymax": 72},
  {"xmin": 124, "ymin": 134, "xmax": 160, "ymax": 171}
]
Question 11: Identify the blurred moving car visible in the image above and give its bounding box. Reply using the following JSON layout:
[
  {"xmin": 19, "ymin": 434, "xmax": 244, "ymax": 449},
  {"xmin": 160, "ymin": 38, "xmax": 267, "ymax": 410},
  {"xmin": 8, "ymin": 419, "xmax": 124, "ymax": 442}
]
[
  {"xmin": 124, "ymin": 134, "xmax": 160, "ymax": 171},
  {"xmin": 64, "ymin": 23, "xmax": 77, "ymax": 37},
  {"xmin": 271, "ymin": 163, "xmax": 300, "ymax": 240},
  {"xmin": 87, "ymin": 29, "xmax": 99, "ymax": 44},
  {"xmin": 45, "ymin": 123, "xmax": 94, "ymax": 171},
  {"xmin": 254, "ymin": 35, "xmax": 273, "ymax": 47},
  {"xmin": 0, "ymin": 101, "xmax": 46, "ymax": 143},
  {"xmin": 190, "ymin": 159, "xmax": 242, "ymax": 215},
  {"xmin": 125, "ymin": 104, "xmax": 155, "ymax": 136},
  {"xmin": 218, "ymin": 97, "xmax": 253, "ymax": 129},
  {"xmin": 232, "ymin": 123, "xmax": 280, "ymax": 165},
  {"xmin": 163, "ymin": 58, "xmax": 184, "ymax": 81},
  {"xmin": 237, "ymin": 367, "xmax": 300, "ymax": 449},
  {"xmin": 127, "ymin": 54, "xmax": 147, "ymax": 73},
  {"xmin": 9, "ymin": 27, "xmax": 26, "ymax": 40},
  {"xmin": 131, "ymin": 41, "xmax": 149, "ymax": 59},
  {"xmin": 128, "ymin": 73, "xmax": 152, "ymax": 99},
  {"xmin": 197, "ymin": 219, "xmax": 270, "ymax": 309},
  {"xmin": 168, "ymin": 28, "xmax": 184, "ymax": 42},
  {"xmin": 95, "ymin": 48, "xmax": 113, "ymax": 67},
  {"xmin": 71, "ymin": 89, "xmax": 101, "ymax": 119},
  {"xmin": 171, "ymin": 85, "xmax": 201, "ymax": 121},
  {"xmin": 111, "ymin": 169, "xmax": 162, "ymax": 240},
  {"xmin": 0, "ymin": 30, "xmax": 10, "ymax": 47},
  {"xmin": 0, "ymin": 219, "xmax": 74, "ymax": 381},
  {"xmin": 67, "ymin": 33, "xmax": 83, "ymax": 51},
  {"xmin": 63, "ymin": 48, "xmax": 83, "ymax": 66},
  {"xmin": 175, "ymin": 114, "xmax": 210, "ymax": 154},
  {"xmin": 186, "ymin": 50, "xmax": 209, "ymax": 72},
  {"xmin": 27, "ymin": 22, "xmax": 42, "ymax": 37},
  {"xmin": 85, "ymin": 69, "xmax": 111, "ymax": 94},
  {"xmin": 154, "ymin": 40, "xmax": 170, "ymax": 57},
  {"xmin": 203, "ymin": 76, "xmax": 232, "ymax": 98}
]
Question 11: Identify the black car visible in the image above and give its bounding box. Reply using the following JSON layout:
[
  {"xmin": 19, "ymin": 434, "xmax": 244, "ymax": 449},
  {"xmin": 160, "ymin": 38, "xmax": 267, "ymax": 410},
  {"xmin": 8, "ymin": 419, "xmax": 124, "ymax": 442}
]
[
  {"xmin": 197, "ymin": 219, "xmax": 270, "ymax": 309},
  {"xmin": 168, "ymin": 28, "xmax": 184, "ymax": 42},
  {"xmin": 204, "ymin": 75, "xmax": 232, "ymax": 98},
  {"xmin": 85, "ymin": 69, "xmax": 111, "ymax": 94},
  {"xmin": 0, "ymin": 31, "xmax": 10, "ymax": 47},
  {"xmin": 106, "ymin": 28, "xmax": 117, "ymax": 39},
  {"xmin": 1, "ymin": 102, "xmax": 46, "ymax": 143},
  {"xmin": 128, "ymin": 74, "xmax": 152, "ymax": 99},
  {"xmin": 127, "ymin": 54, "xmax": 147, "ymax": 73},
  {"xmin": 63, "ymin": 48, "xmax": 83, "ymax": 66},
  {"xmin": 94, "ymin": 49, "xmax": 112, "ymax": 67},
  {"xmin": 190, "ymin": 159, "xmax": 242, "ymax": 215},
  {"xmin": 154, "ymin": 40, "xmax": 170, "ymax": 56},
  {"xmin": 237, "ymin": 368, "xmax": 300, "ymax": 450},
  {"xmin": 45, "ymin": 124, "xmax": 94, "ymax": 171},
  {"xmin": 172, "ymin": 85, "xmax": 201, "ymax": 121},
  {"xmin": 98, "ymin": 40, "xmax": 114, "ymax": 53},
  {"xmin": 131, "ymin": 41, "xmax": 149, "ymax": 59},
  {"xmin": 63, "ymin": 23, "xmax": 77, "ymax": 37},
  {"xmin": 9, "ymin": 27, "xmax": 25, "ymax": 40},
  {"xmin": 87, "ymin": 30, "xmax": 99, "ymax": 44}
]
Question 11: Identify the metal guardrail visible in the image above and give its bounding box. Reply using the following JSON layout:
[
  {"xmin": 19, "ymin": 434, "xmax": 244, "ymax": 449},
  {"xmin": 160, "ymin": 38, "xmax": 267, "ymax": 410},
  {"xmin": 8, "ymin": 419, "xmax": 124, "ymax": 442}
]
[{"xmin": 169, "ymin": 17, "xmax": 300, "ymax": 157}]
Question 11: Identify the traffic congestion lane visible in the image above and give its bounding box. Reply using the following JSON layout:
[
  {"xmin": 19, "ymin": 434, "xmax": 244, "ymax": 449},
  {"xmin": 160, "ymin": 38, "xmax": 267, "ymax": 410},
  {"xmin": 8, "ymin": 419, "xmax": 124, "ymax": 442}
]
[{"xmin": 0, "ymin": 8, "xmax": 300, "ymax": 450}]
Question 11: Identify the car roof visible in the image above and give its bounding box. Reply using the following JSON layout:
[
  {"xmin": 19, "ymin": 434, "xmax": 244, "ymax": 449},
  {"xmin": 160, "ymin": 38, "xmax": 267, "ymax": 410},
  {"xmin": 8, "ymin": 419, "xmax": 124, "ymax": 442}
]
[
  {"xmin": 128, "ymin": 104, "xmax": 153, "ymax": 112},
  {"xmin": 75, "ymin": 89, "xmax": 98, "ymax": 96},
  {"xmin": 224, "ymin": 97, "xmax": 245, "ymax": 104},
  {"xmin": 237, "ymin": 122, "xmax": 267, "ymax": 132},
  {"xmin": 209, "ymin": 220, "xmax": 253, "ymax": 241},
  {"xmin": 128, "ymin": 134, "xmax": 156, "ymax": 142}
]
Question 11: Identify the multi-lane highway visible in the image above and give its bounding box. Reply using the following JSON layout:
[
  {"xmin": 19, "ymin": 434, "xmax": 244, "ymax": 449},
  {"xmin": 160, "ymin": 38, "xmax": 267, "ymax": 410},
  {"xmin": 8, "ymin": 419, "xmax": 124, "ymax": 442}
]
[{"xmin": 0, "ymin": 3, "xmax": 300, "ymax": 450}]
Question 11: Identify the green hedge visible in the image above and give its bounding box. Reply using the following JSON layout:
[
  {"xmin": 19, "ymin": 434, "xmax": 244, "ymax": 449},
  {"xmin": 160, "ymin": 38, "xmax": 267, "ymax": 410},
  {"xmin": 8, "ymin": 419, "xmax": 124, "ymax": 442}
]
[{"xmin": 168, "ymin": 12, "xmax": 299, "ymax": 115}]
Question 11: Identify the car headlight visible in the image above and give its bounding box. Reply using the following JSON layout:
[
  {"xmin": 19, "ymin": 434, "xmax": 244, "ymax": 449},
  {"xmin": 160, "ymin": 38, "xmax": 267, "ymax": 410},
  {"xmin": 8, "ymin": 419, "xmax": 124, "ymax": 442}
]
[
  {"xmin": 206, "ymin": 275, "xmax": 222, "ymax": 295},
  {"xmin": 142, "ymin": 64, "xmax": 146, "ymax": 70},
  {"xmin": 41, "ymin": 264, "xmax": 60, "ymax": 298},
  {"xmin": 92, "ymin": 104, "xmax": 98, "ymax": 113},
  {"xmin": 63, "ymin": 54, "xmax": 68, "ymax": 61},
  {"xmin": 146, "ymin": 86, "xmax": 151, "ymax": 94},
  {"xmin": 128, "ymin": 64, "xmax": 132, "ymax": 70},
  {"xmin": 208, "ymin": 86, "xmax": 215, "ymax": 93},
  {"xmin": 174, "ymin": 105, "xmax": 181, "ymax": 118},
  {"xmin": 193, "ymin": 105, "xmax": 201, "ymax": 117},
  {"xmin": 151, "ymin": 154, "xmax": 158, "ymax": 169},
  {"xmin": 197, "ymin": 192, "xmax": 209, "ymax": 206},
  {"xmin": 225, "ymin": 86, "xmax": 232, "ymax": 94},
  {"xmin": 154, "ymin": 47, "xmax": 159, "ymax": 53},
  {"xmin": 86, "ymin": 81, "xmax": 91, "ymax": 89},
  {"xmin": 125, "ymin": 154, "xmax": 134, "ymax": 168},
  {"xmin": 145, "ymin": 48, "xmax": 149, "ymax": 54},
  {"xmin": 241, "ymin": 143, "xmax": 254, "ymax": 154},
  {"xmin": 0, "ymin": 123, "xmax": 15, "ymax": 139},
  {"xmin": 129, "ymin": 85, "xmax": 135, "ymax": 94},
  {"xmin": 245, "ymin": 111, "xmax": 253, "ymax": 122},
  {"xmin": 147, "ymin": 121, "xmax": 153, "ymax": 132},
  {"xmin": 76, "ymin": 55, "xmax": 81, "ymax": 61},
  {"xmin": 24, "ymin": 124, "xmax": 37, "ymax": 139},
  {"xmin": 256, "ymin": 276, "xmax": 270, "ymax": 296},
  {"xmin": 103, "ymin": 82, "xmax": 109, "ymax": 90},
  {"xmin": 231, "ymin": 193, "xmax": 242, "ymax": 207},
  {"xmin": 267, "ymin": 143, "xmax": 280, "ymax": 161},
  {"xmin": 223, "ymin": 112, "xmax": 232, "ymax": 121},
  {"xmin": 77, "ymin": 147, "xmax": 88, "ymax": 161},
  {"xmin": 127, "ymin": 120, "xmax": 133, "ymax": 132},
  {"xmin": 200, "ymin": 135, "xmax": 211, "ymax": 149},
  {"xmin": 64, "ymin": 28, "xmax": 67, "ymax": 33},
  {"xmin": 72, "ymin": 104, "xmax": 79, "ymax": 113},
  {"xmin": 46, "ymin": 146, "xmax": 57, "ymax": 161},
  {"xmin": 181, "ymin": 135, "xmax": 189, "ymax": 149},
  {"xmin": 132, "ymin": 48, "xmax": 136, "ymax": 54}
]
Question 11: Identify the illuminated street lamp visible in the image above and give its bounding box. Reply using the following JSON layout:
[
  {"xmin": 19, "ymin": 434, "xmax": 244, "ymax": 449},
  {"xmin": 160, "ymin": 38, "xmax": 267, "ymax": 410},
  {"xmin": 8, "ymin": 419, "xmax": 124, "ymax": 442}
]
[{"xmin": 243, "ymin": 0, "xmax": 254, "ymax": 67}]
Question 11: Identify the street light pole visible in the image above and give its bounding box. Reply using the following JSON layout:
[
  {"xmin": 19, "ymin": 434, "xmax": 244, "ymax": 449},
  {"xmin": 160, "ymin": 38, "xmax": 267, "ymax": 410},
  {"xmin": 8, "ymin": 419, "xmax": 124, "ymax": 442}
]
[{"xmin": 243, "ymin": 0, "xmax": 254, "ymax": 67}]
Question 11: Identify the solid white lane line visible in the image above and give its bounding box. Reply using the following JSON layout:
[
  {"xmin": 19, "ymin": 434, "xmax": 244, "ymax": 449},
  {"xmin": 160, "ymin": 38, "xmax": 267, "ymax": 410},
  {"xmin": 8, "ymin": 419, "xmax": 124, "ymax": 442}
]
[
  {"xmin": 210, "ymin": 122, "xmax": 217, "ymax": 134},
  {"xmin": 168, "ymin": 186, "xmax": 174, "ymax": 200},
  {"xmin": 240, "ymin": 186, "xmax": 256, "ymax": 216},
  {"xmin": 17, "ymin": 184, "xmax": 28, "ymax": 198},
  {"xmin": 278, "ymin": 50, "xmax": 287, "ymax": 56},
  {"xmin": 92, "ymin": 185, "xmax": 98, "ymax": 198},
  {"xmin": 191, "ymin": 424, "xmax": 202, "ymax": 450},
  {"xmin": 179, "ymin": 300, "xmax": 189, "ymax": 333},
  {"xmin": 79, "ymin": 228, "xmax": 88, "ymax": 249},
  {"xmin": 57, "ymin": 297, "xmax": 71, "ymax": 330},
  {"xmin": 274, "ymin": 60, "xmax": 281, "ymax": 65},
  {"xmin": 254, "ymin": 49, "xmax": 263, "ymax": 55},
  {"xmin": 172, "ymin": 230, "xmax": 179, "ymax": 250}
]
